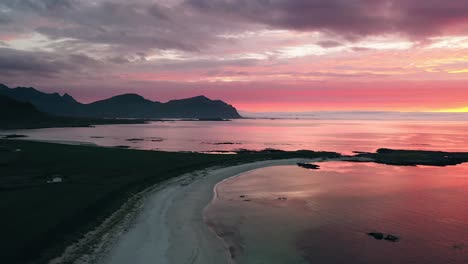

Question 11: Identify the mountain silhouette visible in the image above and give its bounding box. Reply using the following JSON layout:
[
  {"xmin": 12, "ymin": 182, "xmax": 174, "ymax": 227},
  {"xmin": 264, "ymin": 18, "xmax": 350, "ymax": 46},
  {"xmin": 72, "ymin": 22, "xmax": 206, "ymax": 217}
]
[
  {"xmin": 0, "ymin": 84, "xmax": 241, "ymax": 119},
  {"xmin": 0, "ymin": 84, "xmax": 83, "ymax": 117},
  {"xmin": 0, "ymin": 94, "xmax": 66, "ymax": 129},
  {"xmin": 0, "ymin": 94, "xmax": 45, "ymax": 121},
  {"xmin": 0, "ymin": 94, "xmax": 148, "ymax": 129}
]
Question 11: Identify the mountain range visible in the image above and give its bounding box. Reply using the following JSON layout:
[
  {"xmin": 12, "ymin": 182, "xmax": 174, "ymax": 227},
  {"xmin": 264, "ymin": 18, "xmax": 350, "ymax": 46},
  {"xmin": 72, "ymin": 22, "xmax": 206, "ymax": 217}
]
[
  {"xmin": 0, "ymin": 94, "xmax": 45, "ymax": 121},
  {"xmin": 0, "ymin": 94, "xmax": 149, "ymax": 129},
  {"xmin": 0, "ymin": 84, "xmax": 241, "ymax": 119}
]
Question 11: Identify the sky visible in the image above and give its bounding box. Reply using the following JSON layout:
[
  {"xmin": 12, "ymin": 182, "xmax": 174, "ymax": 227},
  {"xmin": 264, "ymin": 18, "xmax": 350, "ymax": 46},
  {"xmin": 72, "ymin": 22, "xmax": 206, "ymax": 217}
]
[{"xmin": 1, "ymin": 0, "xmax": 468, "ymax": 112}]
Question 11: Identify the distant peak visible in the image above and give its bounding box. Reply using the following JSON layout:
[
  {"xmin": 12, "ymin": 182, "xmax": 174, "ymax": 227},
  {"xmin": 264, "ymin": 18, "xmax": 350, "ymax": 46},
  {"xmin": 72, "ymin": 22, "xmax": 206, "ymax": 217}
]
[
  {"xmin": 166, "ymin": 95, "xmax": 216, "ymax": 104},
  {"xmin": 187, "ymin": 95, "xmax": 212, "ymax": 101},
  {"xmin": 102, "ymin": 93, "xmax": 153, "ymax": 103},
  {"xmin": 192, "ymin": 95, "xmax": 210, "ymax": 99},
  {"xmin": 0, "ymin": 83, "xmax": 8, "ymax": 90},
  {"xmin": 62, "ymin": 93, "xmax": 77, "ymax": 103},
  {"xmin": 112, "ymin": 93, "xmax": 145, "ymax": 99}
]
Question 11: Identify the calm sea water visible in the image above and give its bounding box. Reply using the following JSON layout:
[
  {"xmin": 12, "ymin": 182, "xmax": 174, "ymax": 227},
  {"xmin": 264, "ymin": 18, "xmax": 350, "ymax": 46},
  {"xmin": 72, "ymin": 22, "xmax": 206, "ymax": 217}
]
[
  {"xmin": 204, "ymin": 162, "xmax": 468, "ymax": 264},
  {"xmin": 4, "ymin": 119, "xmax": 468, "ymax": 154}
]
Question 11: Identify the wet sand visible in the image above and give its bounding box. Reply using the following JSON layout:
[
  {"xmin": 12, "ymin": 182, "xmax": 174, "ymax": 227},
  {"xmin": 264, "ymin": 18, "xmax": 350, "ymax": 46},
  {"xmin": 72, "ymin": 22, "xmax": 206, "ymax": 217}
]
[{"xmin": 100, "ymin": 158, "xmax": 315, "ymax": 264}]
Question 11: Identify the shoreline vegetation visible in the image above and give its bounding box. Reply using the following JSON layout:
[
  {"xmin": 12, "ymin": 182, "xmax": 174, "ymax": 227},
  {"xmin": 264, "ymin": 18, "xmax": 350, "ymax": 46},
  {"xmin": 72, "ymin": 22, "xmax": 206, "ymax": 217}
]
[{"xmin": 2, "ymin": 140, "xmax": 468, "ymax": 263}]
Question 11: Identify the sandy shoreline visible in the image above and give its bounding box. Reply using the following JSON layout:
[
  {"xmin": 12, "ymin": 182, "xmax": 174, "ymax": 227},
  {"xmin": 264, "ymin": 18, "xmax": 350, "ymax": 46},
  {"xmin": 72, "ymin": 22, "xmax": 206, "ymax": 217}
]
[{"xmin": 89, "ymin": 158, "xmax": 316, "ymax": 264}]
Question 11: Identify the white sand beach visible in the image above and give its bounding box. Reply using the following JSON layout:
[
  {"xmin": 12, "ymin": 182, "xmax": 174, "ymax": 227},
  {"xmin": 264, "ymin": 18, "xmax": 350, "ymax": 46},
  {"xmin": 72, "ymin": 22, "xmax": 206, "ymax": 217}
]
[{"xmin": 99, "ymin": 158, "xmax": 314, "ymax": 264}]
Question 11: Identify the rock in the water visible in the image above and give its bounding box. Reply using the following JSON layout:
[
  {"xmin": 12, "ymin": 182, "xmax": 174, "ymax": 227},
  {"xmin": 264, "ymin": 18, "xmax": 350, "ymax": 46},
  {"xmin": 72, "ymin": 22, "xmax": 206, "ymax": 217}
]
[
  {"xmin": 384, "ymin": 234, "xmax": 400, "ymax": 242},
  {"xmin": 367, "ymin": 232, "xmax": 384, "ymax": 240},
  {"xmin": 127, "ymin": 138, "xmax": 145, "ymax": 142},
  {"xmin": 297, "ymin": 163, "xmax": 320, "ymax": 170},
  {"xmin": 114, "ymin": 145, "xmax": 130, "ymax": 149},
  {"xmin": 367, "ymin": 232, "xmax": 400, "ymax": 242}
]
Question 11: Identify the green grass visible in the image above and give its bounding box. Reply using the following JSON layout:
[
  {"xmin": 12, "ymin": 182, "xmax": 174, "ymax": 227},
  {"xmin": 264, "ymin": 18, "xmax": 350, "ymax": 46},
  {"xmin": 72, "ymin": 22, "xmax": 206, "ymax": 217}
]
[{"xmin": 0, "ymin": 139, "xmax": 339, "ymax": 264}]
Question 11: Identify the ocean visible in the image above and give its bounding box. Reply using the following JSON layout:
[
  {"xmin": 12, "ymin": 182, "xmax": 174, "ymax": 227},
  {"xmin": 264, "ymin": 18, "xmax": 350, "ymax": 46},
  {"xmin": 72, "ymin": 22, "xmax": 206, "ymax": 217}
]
[
  {"xmin": 5, "ymin": 116, "xmax": 468, "ymax": 263},
  {"xmin": 205, "ymin": 162, "xmax": 468, "ymax": 264},
  {"xmin": 4, "ymin": 118, "xmax": 468, "ymax": 155}
]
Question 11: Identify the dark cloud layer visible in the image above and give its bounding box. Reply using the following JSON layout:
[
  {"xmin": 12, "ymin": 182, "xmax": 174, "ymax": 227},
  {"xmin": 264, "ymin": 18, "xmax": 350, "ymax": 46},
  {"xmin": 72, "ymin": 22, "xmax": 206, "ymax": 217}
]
[
  {"xmin": 187, "ymin": 0, "xmax": 468, "ymax": 39},
  {"xmin": 1, "ymin": 0, "xmax": 75, "ymax": 11},
  {"xmin": 0, "ymin": 0, "xmax": 242, "ymax": 53},
  {"xmin": 2, "ymin": 0, "xmax": 468, "ymax": 54},
  {"xmin": 316, "ymin": 40, "xmax": 344, "ymax": 48},
  {"xmin": 0, "ymin": 47, "xmax": 99, "ymax": 77},
  {"xmin": 1, "ymin": 0, "xmax": 468, "ymax": 100}
]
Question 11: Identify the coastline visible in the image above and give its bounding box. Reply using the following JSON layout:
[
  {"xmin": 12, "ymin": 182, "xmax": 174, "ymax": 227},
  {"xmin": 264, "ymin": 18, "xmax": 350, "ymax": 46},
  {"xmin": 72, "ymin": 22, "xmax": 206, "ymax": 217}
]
[
  {"xmin": 87, "ymin": 159, "xmax": 316, "ymax": 264},
  {"xmin": 3, "ymin": 139, "xmax": 467, "ymax": 263},
  {"xmin": 0, "ymin": 139, "xmax": 341, "ymax": 264}
]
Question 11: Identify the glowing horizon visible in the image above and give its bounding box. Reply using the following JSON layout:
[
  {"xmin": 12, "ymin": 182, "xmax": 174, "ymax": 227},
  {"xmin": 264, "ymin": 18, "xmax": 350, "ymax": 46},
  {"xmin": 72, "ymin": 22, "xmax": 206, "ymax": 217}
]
[
  {"xmin": 436, "ymin": 107, "xmax": 468, "ymax": 113},
  {"xmin": 1, "ymin": 1, "xmax": 468, "ymax": 112}
]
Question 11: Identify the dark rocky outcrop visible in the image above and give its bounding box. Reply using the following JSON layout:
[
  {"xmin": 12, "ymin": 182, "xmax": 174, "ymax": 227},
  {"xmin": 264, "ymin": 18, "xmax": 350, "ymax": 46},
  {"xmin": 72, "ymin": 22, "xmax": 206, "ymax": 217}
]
[
  {"xmin": 367, "ymin": 232, "xmax": 400, "ymax": 242},
  {"xmin": 297, "ymin": 163, "xmax": 320, "ymax": 169}
]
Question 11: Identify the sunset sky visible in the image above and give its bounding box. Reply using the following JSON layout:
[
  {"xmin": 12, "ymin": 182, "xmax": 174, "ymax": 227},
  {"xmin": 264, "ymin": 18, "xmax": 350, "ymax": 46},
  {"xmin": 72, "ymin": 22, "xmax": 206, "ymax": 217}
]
[{"xmin": 1, "ymin": 0, "xmax": 468, "ymax": 112}]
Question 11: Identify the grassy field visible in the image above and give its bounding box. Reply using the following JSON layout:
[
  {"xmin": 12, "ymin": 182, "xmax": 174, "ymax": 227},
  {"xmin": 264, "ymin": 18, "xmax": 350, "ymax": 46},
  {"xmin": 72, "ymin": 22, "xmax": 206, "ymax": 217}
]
[{"xmin": 0, "ymin": 140, "xmax": 340, "ymax": 264}]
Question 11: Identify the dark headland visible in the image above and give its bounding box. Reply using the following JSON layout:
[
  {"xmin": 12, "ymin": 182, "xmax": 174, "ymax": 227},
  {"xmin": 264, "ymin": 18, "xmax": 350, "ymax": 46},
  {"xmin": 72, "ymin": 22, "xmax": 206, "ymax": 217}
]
[
  {"xmin": 0, "ymin": 83, "xmax": 241, "ymax": 119},
  {"xmin": 0, "ymin": 94, "xmax": 146, "ymax": 130}
]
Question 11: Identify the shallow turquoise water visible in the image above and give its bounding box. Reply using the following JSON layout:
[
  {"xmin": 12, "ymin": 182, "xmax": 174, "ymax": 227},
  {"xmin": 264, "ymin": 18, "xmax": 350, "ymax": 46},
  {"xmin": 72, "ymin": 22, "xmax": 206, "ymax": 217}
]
[{"xmin": 204, "ymin": 162, "xmax": 468, "ymax": 264}]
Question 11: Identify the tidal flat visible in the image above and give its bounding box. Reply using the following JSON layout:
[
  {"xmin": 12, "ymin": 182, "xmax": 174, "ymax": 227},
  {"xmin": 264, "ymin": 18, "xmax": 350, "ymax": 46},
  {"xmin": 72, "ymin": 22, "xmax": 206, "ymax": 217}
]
[{"xmin": 206, "ymin": 163, "xmax": 468, "ymax": 264}]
